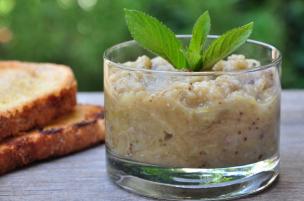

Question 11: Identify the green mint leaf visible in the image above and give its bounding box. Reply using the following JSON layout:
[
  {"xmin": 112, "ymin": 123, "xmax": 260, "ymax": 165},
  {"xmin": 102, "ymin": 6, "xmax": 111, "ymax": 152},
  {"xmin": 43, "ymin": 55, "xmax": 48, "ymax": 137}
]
[
  {"xmin": 202, "ymin": 22, "xmax": 254, "ymax": 70},
  {"xmin": 186, "ymin": 11, "xmax": 211, "ymax": 71},
  {"xmin": 188, "ymin": 11, "xmax": 211, "ymax": 54},
  {"xmin": 124, "ymin": 9, "xmax": 187, "ymax": 69}
]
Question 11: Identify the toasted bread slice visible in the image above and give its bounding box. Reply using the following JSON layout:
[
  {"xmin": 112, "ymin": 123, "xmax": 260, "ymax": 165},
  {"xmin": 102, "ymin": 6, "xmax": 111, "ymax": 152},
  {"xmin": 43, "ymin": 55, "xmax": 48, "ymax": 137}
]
[
  {"xmin": 0, "ymin": 61, "xmax": 77, "ymax": 140},
  {"xmin": 0, "ymin": 104, "xmax": 105, "ymax": 175}
]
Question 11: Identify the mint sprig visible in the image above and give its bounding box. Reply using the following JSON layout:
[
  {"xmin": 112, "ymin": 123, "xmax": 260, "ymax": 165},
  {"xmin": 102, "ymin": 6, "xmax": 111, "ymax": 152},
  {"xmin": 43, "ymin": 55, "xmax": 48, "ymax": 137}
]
[{"xmin": 124, "ymin": 9, "xmax": 254, "ymax": 71}]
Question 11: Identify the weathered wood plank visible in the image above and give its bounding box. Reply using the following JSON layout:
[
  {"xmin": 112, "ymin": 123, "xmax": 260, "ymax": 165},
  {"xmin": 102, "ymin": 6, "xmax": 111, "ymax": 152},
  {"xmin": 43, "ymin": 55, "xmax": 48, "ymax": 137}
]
[{"xmin": 0, "ymin": 91, "xmax": 303, "ymax": 201}]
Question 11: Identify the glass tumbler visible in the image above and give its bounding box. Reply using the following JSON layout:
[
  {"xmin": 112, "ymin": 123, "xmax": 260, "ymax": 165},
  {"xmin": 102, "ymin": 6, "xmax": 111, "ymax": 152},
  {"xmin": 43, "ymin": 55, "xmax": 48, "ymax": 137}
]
[{"xmin": 103, "ymin": 35, "xmax": 281, "ymax": 200}]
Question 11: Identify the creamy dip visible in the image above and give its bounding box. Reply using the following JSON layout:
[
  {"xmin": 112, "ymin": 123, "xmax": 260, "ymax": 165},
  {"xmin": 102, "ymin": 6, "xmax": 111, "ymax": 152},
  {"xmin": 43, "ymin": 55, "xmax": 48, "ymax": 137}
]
[{"xmin": 104, "ymin": 54, "xmax": 280, "ymax": 168}]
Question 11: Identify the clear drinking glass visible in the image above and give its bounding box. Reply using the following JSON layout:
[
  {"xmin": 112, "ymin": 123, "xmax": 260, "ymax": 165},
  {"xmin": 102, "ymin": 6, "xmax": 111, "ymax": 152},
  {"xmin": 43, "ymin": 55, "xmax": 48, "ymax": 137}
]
[{"xmin": 103, "ymin": 35, "xmax": 281, "ymax": 200}]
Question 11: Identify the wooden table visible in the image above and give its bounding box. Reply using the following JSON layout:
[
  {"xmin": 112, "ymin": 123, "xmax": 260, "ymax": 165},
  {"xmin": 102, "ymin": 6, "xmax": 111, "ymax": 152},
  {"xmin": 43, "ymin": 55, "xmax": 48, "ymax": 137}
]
[{"xmin": 0, "ymin": 91, "xmax": 303, "ymax": 201}]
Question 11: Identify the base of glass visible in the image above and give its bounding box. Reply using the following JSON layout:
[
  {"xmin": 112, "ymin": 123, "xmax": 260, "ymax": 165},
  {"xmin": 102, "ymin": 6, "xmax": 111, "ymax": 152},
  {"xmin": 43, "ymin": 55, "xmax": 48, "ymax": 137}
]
[{"xmin": 107, "ymin": 149, "xmax": 279, "ymax": 200}]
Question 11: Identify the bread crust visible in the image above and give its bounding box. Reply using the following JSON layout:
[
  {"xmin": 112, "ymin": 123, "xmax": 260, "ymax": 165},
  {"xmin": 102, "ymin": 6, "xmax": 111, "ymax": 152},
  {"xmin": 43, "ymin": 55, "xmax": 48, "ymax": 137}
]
[
  {"xmin": 0, "ymin": 104, "xmax": 105, "ymax": 175},
  {"xmin": 0, "ymin": 61, "xmax": 77, "ymax": 140}
]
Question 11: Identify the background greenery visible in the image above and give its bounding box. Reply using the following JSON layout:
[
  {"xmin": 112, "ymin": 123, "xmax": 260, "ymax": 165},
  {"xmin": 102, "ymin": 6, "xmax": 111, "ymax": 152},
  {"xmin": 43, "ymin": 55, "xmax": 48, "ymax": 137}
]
[{"xmin": 0, "ymin": 0, "xmax": 303, "ymax": 91}]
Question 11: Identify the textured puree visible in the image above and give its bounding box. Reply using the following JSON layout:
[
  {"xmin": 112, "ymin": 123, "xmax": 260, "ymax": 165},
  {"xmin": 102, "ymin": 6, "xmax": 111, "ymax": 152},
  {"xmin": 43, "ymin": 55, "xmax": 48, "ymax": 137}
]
[{"xmin": 105, "ymin": 55, "xmax": 280, "ymax": 168}]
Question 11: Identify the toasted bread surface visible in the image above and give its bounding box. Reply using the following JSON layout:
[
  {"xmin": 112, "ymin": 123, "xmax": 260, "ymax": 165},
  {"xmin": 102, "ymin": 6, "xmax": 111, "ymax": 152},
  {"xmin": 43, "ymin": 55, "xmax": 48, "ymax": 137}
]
[
  {"xmin": 0, "ymin": 61, "xmax": 77, "ymax": 140},
  {"xmin": 0, "ymin": 104, "xmax": 105, "ymax": 175}
]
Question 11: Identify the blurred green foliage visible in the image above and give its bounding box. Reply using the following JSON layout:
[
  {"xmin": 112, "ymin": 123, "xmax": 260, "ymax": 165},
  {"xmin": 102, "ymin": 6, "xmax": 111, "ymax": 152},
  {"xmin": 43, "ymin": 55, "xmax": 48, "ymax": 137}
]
[{"xmin": 0, "ymin": 0, "xmax": 303, "ymax": 91}]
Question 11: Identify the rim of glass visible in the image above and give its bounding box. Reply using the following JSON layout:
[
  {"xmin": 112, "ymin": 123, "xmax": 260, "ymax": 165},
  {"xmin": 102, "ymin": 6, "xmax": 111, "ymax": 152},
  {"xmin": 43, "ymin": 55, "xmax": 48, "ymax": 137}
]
[{"xmin": 104, "ymin": 35, "xmax": 282, "ymax": 76}]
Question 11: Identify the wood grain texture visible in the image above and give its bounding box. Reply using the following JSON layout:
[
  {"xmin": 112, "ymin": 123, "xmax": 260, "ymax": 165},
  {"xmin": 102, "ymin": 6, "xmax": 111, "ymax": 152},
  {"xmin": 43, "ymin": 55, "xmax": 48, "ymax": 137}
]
[{"xmin": 0, "ymin": 91, "xmax": 303, "ymax": 201}]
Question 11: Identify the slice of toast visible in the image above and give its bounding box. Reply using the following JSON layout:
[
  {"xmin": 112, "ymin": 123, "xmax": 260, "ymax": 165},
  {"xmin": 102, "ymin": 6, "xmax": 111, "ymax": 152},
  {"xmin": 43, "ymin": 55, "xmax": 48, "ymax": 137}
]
[
  {"xmin": 0, "ymin": 104, "xmax": 105, "ymax": 175},
  {"xmin": 0, "ymin": 61, "xmax": 77, "ymax": 140}
]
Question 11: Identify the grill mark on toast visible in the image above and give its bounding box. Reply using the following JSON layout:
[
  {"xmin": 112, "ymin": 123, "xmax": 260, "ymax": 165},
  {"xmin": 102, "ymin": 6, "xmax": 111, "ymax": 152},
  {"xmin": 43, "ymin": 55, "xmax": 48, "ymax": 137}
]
[
  {"xmin": 73, "ymin": 119, "xmax": 97, "ymax": 129},
  {"xmin": 38, "ymin": 110, "xmax": 104, "ymax": 135},
  {"xmin": 95, "ymin": 111, "xmax": 104, "ymax": 119},
  {"xmin": 40, "ymin": 128, "xmax": 64, "ymax": 135}
]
